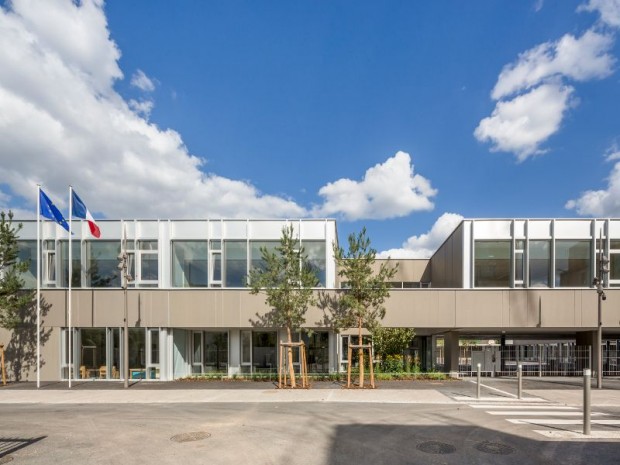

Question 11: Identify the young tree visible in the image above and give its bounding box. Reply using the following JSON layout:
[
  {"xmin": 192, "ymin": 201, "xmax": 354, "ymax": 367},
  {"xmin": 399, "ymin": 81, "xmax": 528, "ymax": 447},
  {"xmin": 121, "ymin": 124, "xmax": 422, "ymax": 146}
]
[
  {"xmin": 333, "ymin": 227, "xmax": 397, "ymax": 387},
  {"xmin": 372, "ymin": 327, "xmax": 416, "ymax": 372},
  {"xmin": 0, "ymin": 211, "xmax": 32, "ymax": 330},
  {"xmin": 249, "ymin": 224, "xmax": 319, "ymax": 388}
]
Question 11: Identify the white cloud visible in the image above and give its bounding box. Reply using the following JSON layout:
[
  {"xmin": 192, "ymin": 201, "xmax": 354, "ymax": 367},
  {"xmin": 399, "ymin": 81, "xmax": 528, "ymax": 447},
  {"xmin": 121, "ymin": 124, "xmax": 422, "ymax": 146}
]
[
  {"xmin": 130, "ymin": 69, "xmax": 155, "ymax": 92},
  {"xmin": 566, "ymin": 142, "xmax": 620, "ymax": 216},
  {"xmin": 378, "ymin": 212, "xmax": 464, "ymax": 259},
  {"xmin": 313, "ymin": 151, "xmax": 436, "ymax": 221},
  {"xmin": 0, "ymin": 0, "xmax": 307, "ymax": 220},
  {"xmin": 474, "ymin": 83, "xmax": 575, "ymax": 161},
  {"xmin": 534, "ymin": 0, "xmax": 545, "ymax": 13},
  {"xmin": 491, "ymin": 30, "xmax": 615, "ymax": 100},
  {"xmin": 128, "ymin": 98, "xmax": 154, "ymax": 117},
  {"xmin": 578, "ymin": 0, "xmax": 620, "ymax": 28}
]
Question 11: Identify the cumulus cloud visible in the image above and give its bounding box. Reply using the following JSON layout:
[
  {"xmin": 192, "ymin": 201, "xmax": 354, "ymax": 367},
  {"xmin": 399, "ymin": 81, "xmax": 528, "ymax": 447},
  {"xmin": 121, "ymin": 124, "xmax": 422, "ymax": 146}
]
[
  {"xmin": 578, "ymin": 0, "xmax": 620, "ymax": 28},
  {"xmin": 566, "ymin": 142, "xmax": 620, "ymax": 216},
  {"xmin": 313, "ymin": 151, "xmax": 436, "ymax": 221},
  {"xmin": 130, "ymin": 69, "xmax": 155, "ymax": 92},
  {"xmin": 476, "ymin": 25, "xmax": 616, "ymax": 161},
  {"xmin": 0, "ymin": 0, "xmax": 307, "ymax": 220},
  {"xmin": 378, "ymin": 212, "xmax": 464, "ymax": 259},
  {"xmin": 491, "ymin": 30, "xmax": 615, "ymax": 100},
  {"xmin": 128, "ymin": 98, "xmax": 154, "ymax": 117},
  {"xmin": 474, "ymin": 83, "xmax": 575, "ymax": 161}
]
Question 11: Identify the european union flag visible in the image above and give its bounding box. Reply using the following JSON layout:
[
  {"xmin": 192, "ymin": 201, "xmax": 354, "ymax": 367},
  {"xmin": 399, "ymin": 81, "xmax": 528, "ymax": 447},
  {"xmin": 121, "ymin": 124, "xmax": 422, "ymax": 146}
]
[{"xmin": 39, "ymin": 189, "xmax": 69, "ymax": 232}]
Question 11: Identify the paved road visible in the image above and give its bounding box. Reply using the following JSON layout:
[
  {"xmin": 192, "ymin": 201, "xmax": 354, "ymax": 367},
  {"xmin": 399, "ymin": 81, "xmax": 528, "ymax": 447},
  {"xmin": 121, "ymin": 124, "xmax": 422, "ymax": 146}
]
[{"xmin": 1, "ymin": 377, "xmax": 618, "ymax": 465}]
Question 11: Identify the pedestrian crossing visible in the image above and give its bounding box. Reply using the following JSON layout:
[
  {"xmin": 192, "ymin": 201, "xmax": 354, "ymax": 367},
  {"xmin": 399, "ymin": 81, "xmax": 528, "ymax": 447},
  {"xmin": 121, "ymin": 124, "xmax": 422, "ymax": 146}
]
[{"xmin": 465, "ymin": 400, "xmax": 620, "ymax": 439}]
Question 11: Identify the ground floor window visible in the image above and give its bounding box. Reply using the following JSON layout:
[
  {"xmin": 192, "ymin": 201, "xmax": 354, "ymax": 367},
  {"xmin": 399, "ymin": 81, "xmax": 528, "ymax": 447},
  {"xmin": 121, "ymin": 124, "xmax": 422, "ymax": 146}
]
[
  {"xmin": 61, "ymin": 327, "xmax": 161, "ymax": 380},
  {"xmin": 240, "ymin": 330, "xmax": 277, "ymax": 374},
  {"xmin": 340, "ymin": 334, "xmax": 372, "ymax": 372}
]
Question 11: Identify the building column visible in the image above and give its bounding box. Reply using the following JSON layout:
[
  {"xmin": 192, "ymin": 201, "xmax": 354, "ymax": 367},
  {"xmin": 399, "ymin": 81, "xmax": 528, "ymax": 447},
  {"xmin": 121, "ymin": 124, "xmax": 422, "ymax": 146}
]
[
  {"xmin": 576, "ymin": 330, "xmax": 598, "ymax": 375},
  {"xmin": 443, "ymin": 332, "xmax": 460, "ymax": 376}
]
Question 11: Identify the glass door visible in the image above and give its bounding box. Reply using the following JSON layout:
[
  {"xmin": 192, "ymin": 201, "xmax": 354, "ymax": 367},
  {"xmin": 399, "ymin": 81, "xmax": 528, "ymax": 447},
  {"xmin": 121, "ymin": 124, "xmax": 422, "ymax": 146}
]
[{"xmin": 192, "ymin": 331, "xmax": 203, "ymax": 374}]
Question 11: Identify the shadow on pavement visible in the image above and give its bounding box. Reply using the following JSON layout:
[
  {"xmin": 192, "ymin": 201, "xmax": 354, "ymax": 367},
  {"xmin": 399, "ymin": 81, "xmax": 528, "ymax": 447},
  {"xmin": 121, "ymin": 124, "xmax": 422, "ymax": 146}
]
[{"xmin": 0, "ymin": 436, "xmax": 46, "ymax": 459}]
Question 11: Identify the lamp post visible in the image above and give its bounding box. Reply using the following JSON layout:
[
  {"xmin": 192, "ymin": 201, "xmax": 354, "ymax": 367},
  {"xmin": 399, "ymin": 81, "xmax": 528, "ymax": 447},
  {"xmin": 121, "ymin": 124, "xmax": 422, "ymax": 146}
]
[
  {"xmin": 118, "ymin": 245, "xmax": 132, "ymax": 389},
  {"xmin": 593, "ymin": 234, "xmax": 609, "ymax": 390}
]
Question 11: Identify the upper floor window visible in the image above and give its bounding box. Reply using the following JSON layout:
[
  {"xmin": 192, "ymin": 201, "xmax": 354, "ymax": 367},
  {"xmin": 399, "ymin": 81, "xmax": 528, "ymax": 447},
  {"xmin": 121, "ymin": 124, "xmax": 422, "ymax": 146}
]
[
  {"xmin": 172, "ymin": 241, "xmax": 208, "ymax": 287},
  {"xmin": 60, "ymin": 241, "xmax": 81, "ymax": 288},
  {"xmin": 43, "ymin": 240, "xmax": 56, "ymax": 287},
  {"xmin": 529, "ymin": 240, "xmax": 551, "ymax": 287},
  {"xmin": 86, "ymin": 241, "xmax": 120, "ymax": 288},
  {"xmin": 16, "ymin": 240, "xmax": 37, "ymax": 289},
  {"xmin": 137, "ymin": 240, "xmax": 158, "ymax": 287},
  {"xmin": 474, "ymin": 241, "xmax": 511, "ymax": 287},
  {"xmin": 555, "ymin": 240, "xmax": 591, "ymax": 287},
  {"xmin": 224, "ymin": 241, "xmax": 247, "ymax": 287},
  {"xmin": 303, "ymin": 241, "xmax": 326, "ymax": 287}
]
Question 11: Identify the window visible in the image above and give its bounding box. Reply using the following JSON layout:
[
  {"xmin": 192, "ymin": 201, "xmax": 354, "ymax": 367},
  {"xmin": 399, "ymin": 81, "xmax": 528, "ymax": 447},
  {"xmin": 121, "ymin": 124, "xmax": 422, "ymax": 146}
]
[
  {"xmin": 43, "ymin": 240, "xmax": 56, "ymax": 287},
  {"xmin": 60, "ymin": 241, "xmax": 81, "ymax": 287},
  {"xmin": 514, "ymin": 240, "xmax": 524, "ymax": 287},
  {"xmin": 608, "ymin": 240, "xmax": 620, "ymax": 283},
  {"xmin": 16, "ymin": 240, "xmax": 37, "ymax": 289},
  {"xmin": 86, "ymin": 241, "xmax": 120, "ymax": 287},
  {"xmin": 171, "ymin": 241, "xmax": 208, "ymax": 287},
  {"xmin": 474, "ymin": 241, "xmax": 511, "ymax": 287},
  {"xmin": 250, "ymin": 241, "xmax": 278, "ymax": 274},
  {"xmin": 303, "ymin": 241, "xmax": 326, "ymax": 287},
  {"xmin": 224, "ymin": 241, "xmax": 247, "ymax": 287},
  {"xmin": 529, "ymin": 240, "xmax": 551, "ymax": 287},
  {"xmin": 204, "ymin": 331, "xmax": 228, "ymax": 373},
  {"xmin": 137, "ymin": 240, "xmax": 158, "ymax": 287},
  {"xmin": 210, "ymin": 241, "xmax": 222, "ymax": 287},
  {"xmin": 555, "ymin": 240, "xmax": 591, "ymax": 287}
]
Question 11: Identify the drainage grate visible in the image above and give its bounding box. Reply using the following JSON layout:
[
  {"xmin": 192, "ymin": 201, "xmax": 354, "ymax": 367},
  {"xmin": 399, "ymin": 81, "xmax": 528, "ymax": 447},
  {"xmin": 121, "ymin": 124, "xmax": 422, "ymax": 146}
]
[
  {"xmin": 475, "ymin": 441, "xmax": 515, "ymax": 455},
  {"xmin": 170, "ymin": 432, "xmax": 211, "ymax": 443},
  {"xmin": 416, "ymin": 441, "xmax": 456, "ymax": 454}
]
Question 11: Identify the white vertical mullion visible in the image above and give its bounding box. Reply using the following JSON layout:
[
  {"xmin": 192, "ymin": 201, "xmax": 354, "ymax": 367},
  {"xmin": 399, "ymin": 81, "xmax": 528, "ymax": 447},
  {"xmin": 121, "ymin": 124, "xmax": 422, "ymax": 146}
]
[{"xmin": 36, "ymin": 185, "xmax": 41, "ymax": 388}]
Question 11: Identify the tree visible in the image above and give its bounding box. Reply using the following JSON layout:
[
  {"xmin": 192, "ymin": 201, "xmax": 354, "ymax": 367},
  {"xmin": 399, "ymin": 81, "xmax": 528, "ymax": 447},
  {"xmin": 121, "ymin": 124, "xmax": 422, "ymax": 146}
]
[
  {"xmin": 0, "ymin": 211, "xmax": 33, "ymax": 330},
  {"xmin": 372, "ymin": 327, "xmax": 416, "ymax": 372},
  {"xmin": 333, "ymin": 227, "xmax": 397, "ymax": 387},
  {"xmin": 249, "ymin": 224, "xmax": 319, "ymax": 388}
]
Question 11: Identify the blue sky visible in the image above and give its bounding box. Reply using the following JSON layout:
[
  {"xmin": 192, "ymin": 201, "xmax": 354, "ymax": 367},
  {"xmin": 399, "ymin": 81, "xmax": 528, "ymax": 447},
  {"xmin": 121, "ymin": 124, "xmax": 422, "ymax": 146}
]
[{"xmin": 1, "ymin": 0, "xmax": 620, "ymax": 256}]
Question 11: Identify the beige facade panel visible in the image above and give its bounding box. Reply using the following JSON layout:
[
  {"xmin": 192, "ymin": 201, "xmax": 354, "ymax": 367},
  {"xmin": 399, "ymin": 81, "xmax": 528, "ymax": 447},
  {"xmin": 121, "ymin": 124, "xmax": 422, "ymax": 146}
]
[
  {"xmin": 37, "ymin": 288, "xmax": 620, "ymax": 332},
  {"xmin": 431, "ymin": 223, "xmax": 464, "ymax": 288},
  {"xmin": 0, "ymin": 326, "xmax": 60, "ymax": 382},
  {"xmin": 373, "ymin": 259, "xmax": 430, "ymax": 283}
]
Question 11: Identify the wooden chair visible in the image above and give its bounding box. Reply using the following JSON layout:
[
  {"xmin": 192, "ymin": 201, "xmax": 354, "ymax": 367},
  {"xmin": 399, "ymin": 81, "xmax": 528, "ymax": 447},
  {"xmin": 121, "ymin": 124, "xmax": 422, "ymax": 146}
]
[
  {"xmin": 79, "ymin": 365, "xmax": 87, "ymax": 379},
  {"xmin": 99, "ymin": 366, "xmax": 107, "ymax": 379}
]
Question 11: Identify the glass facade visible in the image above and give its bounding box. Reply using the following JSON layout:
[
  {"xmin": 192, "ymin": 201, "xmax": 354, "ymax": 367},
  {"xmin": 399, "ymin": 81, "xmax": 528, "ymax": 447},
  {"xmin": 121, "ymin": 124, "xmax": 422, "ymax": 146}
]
[
  {"xmin": 16, "ymin": 240, "xmax": 37, "ymax": 289},
  {"xmin": 172, "ymin": 241, "xmax": 208, "ymax": 287},
  {"xmin": 304, "ymin": 241, "xmax": 326, "ymax": 287},
  {"xmin": 204, "ymin": 331, "xmax": 228, "ymax": 373},
  {"xmin": 87, "ymin": 241, "xmax": 121, "ymax": 287},
  {"xmin": 60, "ymin": 241, "xmax": 81, "ymax": 288},
  {"xmin": 224, "ymin": 241, "xmax": 247, "ymax": 287},
  {"xmin": 555, "ymin": 240, "xmax": 591, "ymax": 287},
  {"xmin": 529, "ymin": 240, "xmax": 551, "ymax": 287},
  {"xmin": 474, "ymin": 241, "xmax": 511, "ymax": 287},
  {"xmin": 138, "ymin": 240, "xmax": 158, "ymax": 284}
]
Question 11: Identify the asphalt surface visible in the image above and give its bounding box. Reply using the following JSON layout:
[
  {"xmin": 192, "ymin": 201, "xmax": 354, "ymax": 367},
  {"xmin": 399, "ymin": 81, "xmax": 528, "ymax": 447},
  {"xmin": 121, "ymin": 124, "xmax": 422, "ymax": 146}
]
[{"xmin": 1, "ymin": 377, "xmax": 619, "ymax": 465}]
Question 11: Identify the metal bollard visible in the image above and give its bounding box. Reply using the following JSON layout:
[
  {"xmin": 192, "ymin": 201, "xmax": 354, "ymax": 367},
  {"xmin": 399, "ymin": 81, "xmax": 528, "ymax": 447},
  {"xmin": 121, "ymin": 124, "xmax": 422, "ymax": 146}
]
[
  {"xmin": 517, "ymin": 364, "xmax": 523, "ymax": 400},
  {"xmin": 477, "ymin": 363, "xmax": 481, "ymax": 399},
  {"xmin": 583, "ymin": 369, "xmax": 591, "ymax": 435}
]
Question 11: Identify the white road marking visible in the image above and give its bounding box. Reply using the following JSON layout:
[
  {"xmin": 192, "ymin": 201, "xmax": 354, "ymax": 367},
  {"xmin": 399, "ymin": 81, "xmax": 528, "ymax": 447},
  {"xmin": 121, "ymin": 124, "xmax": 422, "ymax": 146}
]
[
  {"xmin": 488, "ymin": 411, "xmax": 606, "ymax": 416},
  {"xmin": 508, "ymin": 419, "xmax": 620, "ymax": 425}
]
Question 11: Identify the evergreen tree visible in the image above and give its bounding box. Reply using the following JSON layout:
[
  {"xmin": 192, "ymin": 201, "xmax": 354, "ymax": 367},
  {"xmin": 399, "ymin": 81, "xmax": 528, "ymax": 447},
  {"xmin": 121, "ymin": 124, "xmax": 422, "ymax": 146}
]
[
  {"xmin": 0, "ymin": 211, "xmax": 32, "ymax": 330},
  {"xmin": 249, "ymin": 224, "xmax": 319, "ymax": 387},
  {"xmin": 333, "ymin": 227, "xmax": 397, "ymax": 387}
]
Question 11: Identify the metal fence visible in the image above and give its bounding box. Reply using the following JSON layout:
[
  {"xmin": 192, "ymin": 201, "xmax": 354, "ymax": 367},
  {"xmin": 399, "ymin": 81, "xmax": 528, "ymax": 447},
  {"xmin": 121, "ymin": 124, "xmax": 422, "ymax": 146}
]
[{"xmin": 434, "ymin": 344, "xmax": 620, "ymax": 376}]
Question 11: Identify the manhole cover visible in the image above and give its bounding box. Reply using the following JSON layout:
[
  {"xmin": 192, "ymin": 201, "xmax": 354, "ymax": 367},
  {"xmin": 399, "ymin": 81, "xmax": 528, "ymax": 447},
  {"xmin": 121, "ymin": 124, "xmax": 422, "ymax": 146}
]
[
  {"xmin": 0, "ymin": 456, "xmax": 14, "ymax": 464},
  {"xmin": 416, "ymin": 441, "xmax": 456, "ymax": 454},
  {"xmin": 475, "ymin": 441, "xmax": 515, "ymax": 455},
  {"xmin": 170, "ymin": 432, "xmax": 211, "ymax": 443}
]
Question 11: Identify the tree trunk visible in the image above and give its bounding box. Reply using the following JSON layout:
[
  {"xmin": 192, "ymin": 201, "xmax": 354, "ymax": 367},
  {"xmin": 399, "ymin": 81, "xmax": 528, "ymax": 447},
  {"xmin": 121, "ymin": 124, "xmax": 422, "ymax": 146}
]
[
  {"xmin": 286, "ymin": 327, "xmax": 296, "ymax": 388},
  {"xmin": 358, "ymin": 317, "xmax": 364, "ymax": 388}
]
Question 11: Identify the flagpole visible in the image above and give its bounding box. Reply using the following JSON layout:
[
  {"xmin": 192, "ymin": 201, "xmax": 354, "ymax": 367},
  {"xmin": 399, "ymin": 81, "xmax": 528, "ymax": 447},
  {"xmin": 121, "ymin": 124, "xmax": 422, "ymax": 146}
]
[
  {"xmin": 36, "ymin": 185, "xmax": 41, "ymax": 389},
  {"xmin": 68, "ymin": 186, "xmax": 73, "ymax": 389}
]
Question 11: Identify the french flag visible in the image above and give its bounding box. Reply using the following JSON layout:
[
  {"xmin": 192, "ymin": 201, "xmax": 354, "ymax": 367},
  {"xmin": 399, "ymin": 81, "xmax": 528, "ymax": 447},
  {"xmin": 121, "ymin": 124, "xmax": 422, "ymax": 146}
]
[{"xmin": 71, "ymin": 190, "xmax": 101, "ymax": 238}]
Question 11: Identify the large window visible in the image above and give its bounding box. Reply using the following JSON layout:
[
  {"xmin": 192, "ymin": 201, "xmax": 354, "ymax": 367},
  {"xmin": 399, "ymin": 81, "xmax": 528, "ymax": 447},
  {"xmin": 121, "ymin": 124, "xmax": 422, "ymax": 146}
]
[
  {"xmin": 555, "ymin": 240, "xmax": 591, "ymax": 287},
  {"xmin": 474, "ymin": 241, "xmax": 511, "ymax": 287},
  {"xmin": 87, "ymin": 241, "xmax": 120, "ymax": 287},
  {"xmin": 224, "ymin": 241, "xmax": 247, "ymax": 287},
  {"xmin": 204, "ymin": 331, "xmax": 228, "ymax": 373},
  {"xmin": 304, "ymin": 241, "xmax": 326, "ymax": 287},
  {"xmin": 16, "ymin": 240, "xmax": 37, "ymax": 289},
  {"xmin": 608, "ymin": 240, "xmax": 620, "ymax": 283},
  {"xmin": 529, "ymin": 240, "xmax": 551, "ymax": 287},
  {"xmin": 250, "ymin": 241, "xmax": 279, "ymax": 274},
  {"xmin": 172, "ymin": 241, "xmax": 208, "ymax": 287},
  {"xmin": 137, "ymin": 240, "xmax": 158, "ymax": 287},
  {"xmin": 60, "ymin": 241, "xmax": 81, "ymax": 287}
]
